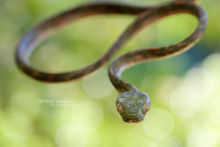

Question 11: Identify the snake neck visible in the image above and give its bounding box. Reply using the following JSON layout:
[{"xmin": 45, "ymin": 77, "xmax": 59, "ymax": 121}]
[{"xmin": 108, "ymin": 64, "xmax": 138, "ymax": 93}]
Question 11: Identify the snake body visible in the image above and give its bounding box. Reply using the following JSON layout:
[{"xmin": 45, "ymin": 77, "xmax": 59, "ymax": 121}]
[{"xmin": 16, "ymin": 0, "xmax": 207, "ymax": 123}]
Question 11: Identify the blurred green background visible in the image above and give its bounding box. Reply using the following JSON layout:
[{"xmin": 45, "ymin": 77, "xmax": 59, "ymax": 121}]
[{"xmin": 0, "ymin": 0, "xmax": 220, "ymax": 147}]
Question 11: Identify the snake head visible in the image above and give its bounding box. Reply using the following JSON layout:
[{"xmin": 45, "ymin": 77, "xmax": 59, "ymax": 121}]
[{"xmin": 116, "ymin": 90, "xmax": 150, "ymax": 123}]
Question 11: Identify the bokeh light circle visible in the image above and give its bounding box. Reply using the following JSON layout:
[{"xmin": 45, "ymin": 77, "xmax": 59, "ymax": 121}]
[
  {"xmin": 143, "ymin": 108, "xmax": 174, "ymax": 139},
  {"xmin": 55, "ymin": 123, "xmax": 87, "ymax": 147},
  {"xmin": 187, "ymin": 128, "xmax": 218, "ymax": 147},
  {"xmin": 1, "ymin": 112, "xmax": 32, "ymax": 144},
  {"xmin": 71, "ymin": 101, "xmax": 104, "ymax": 132},
  {"xmin": 150, "ymin": 136, "xmax": 182, "ymax": 147},
  {"xmin": 209, "ymin": 97, "xmax": 220, "ymax": 125},
  {"xmin": 82, "ymin": 68, "xmax": 113, "ymax": 99},
  {"xmin": 169, "ymin": 86, "xmax": 200, "ymax": 118},
  {"xmin": 203, "ymin": 53, "xmax": 220, "ymax": 78}
]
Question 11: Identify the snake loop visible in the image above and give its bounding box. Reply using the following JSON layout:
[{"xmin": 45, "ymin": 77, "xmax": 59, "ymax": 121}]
[{"xmin": 16, "ymin": 0, "xmax": 207, "ymax": 123}]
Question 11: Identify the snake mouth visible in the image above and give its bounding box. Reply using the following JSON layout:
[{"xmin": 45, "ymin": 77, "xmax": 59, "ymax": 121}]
[
  {"xmin": 122, "ymin": 115, "xmax": 144, "ymax": 123},
  {"xmin": 125, "ymin": 117, "xmax": 144, "ymax": 123},
  {"xmin": 128, "ymin": 120, "xmax": 139, "ymax": 123}
]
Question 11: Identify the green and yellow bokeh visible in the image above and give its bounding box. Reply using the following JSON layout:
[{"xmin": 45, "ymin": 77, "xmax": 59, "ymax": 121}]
[{"xmin": 0, "ymin": 0, "xmax": 219, "ymax": 146}]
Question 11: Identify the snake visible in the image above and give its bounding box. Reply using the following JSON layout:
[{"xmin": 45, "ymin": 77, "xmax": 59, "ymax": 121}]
[{"xmin": 15, "ymin": 0, "xmax": 207, "ymax": 123}]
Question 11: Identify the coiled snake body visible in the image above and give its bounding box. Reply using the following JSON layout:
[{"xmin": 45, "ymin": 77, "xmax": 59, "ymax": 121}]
[{"xmin": 16, "ymin": 0, "xmax": 207, "ymax": 123}]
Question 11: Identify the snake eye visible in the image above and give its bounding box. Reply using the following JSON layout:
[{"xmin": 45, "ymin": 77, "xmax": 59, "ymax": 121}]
[
  {"xmin": 117, "ymin": 103, "xmax": 124, "ymax": 114},
  {"xmin": 142, "ymin": 104, "xmax": 150, "ymax": 114}
]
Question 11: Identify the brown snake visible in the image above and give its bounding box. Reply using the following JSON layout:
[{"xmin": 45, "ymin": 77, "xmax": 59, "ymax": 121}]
[{"xmin": 16, "ymin": 0, "xmax": 207, "ymax": 123}]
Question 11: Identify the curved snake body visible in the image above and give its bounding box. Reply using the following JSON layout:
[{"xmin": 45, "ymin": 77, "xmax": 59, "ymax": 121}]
[{"xmin": 16, "ymin": 0, "xmax": 207, "ymax": 123}]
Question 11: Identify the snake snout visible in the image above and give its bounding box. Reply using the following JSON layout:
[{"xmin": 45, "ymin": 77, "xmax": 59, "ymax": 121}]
[{"xmin": 122, "ymin": 112, "xmax": 144, "ymax": 123}]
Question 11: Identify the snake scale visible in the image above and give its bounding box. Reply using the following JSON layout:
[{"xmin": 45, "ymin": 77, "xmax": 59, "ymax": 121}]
[{"xmin": 16, "ymin": 0, "xmax": 207, "ymax": 123}]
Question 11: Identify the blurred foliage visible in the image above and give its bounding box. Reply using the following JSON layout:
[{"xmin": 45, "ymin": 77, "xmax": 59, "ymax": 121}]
[{"xmin": 0, "ymin": 0, "xmax": 220, "ymax": 147}]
